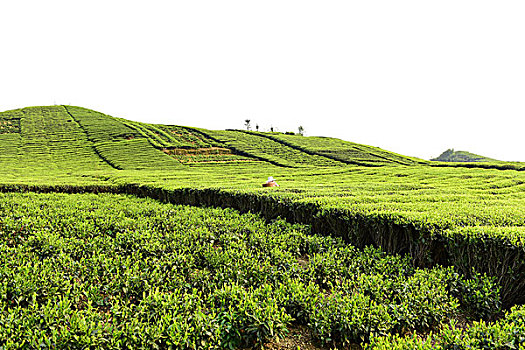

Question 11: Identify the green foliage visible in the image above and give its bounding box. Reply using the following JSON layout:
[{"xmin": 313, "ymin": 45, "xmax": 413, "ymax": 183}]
[
  {"xmin": 200, "ymin": 129, "xmax": 346, "ymax": 167},
  {"xmin": 0, "ymin": 192, "xmax": 510, "ymax": 349},
  {"xmin": 309, "ymin": 291, "xmax": 394, "ymax": 345},
  {"xmin": 432, "ymin": 148, "xmax": 498, "ymax": 162},
  {"xmin": 2, "ymin": 105, "xmax": 523, "ymax": 172},
  {"xmin": 65, "ymin": 106, "xmax": 139, "ymax": 143},
  {"xmin": 1, "ymin": 104, "xmax": 525, "ymax": 348},
  {"xmin": 0, "ymin": 106, "xmax": 110, "ymax": 172},
  {"xmin": 0, "ymin": 113, "xmax": 20, "ymax": 134},
  {"xmin": 160, "ymin": 126, "xmax": 223, "ymax": 149},
  {"xmin": 260, "ymin": 132, "xmax": 428, "ymax": 166},
  {"xmin": 64, "ymin": 106, "xmax": 182, "ymax": 170},
  {"xmin": 95, "ymin": 139, "xmax": 182, "ymax": 170},
  {"xmin": 163, "ymin": 147, "xmax": 259, "ymax": 165},
  {"xmin": 367, "ymin": 305, "xmax": 525, "ymax": 349}
]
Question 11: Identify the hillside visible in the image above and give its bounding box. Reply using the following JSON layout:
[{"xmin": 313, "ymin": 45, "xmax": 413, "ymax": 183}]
[
  {"xmin": 244, "ymin": 131, "xmax": 428, "ymax": 166},
  {"xmin": 432, "ymin": 148, "xmax": 498, "ymax": 162},
  {"xmin": 0, "ymin": 106, "xmax": 110, "ymax": 172},
  {"xmin": 1, "ymin": 105, "xmax": 525, "ymax": 348},
  {"xmin": 0, "ymin": 105, "xmax": 429, "ymax": 170},
  {"xmin": 3, "ymin": 105, "xmax": 523, "ymax": 171},
  {"xmin": 0, "ymin": 106, "xmax": 182, "ymax": 172}
]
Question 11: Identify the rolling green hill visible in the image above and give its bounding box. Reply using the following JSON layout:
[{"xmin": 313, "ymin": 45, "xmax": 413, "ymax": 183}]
[
  {"xmin": 432, "ymin": 148, "xmax": 498, "ymax": 162},
  {"xmin": 0, "ymin": 105, "xmax": 433, "ymax": 170},
  {"xmin": 3, "ymin": 105, "xmax": 522, "ymax": 171},
  {"xmin": 0, "ymin": 106, "xmax": 110, "ymax": 172},
  {"xmin": 1, "ymin": 105, "xmax": 525, "ymax": 349},
  {"xmin": 249, "ymin": 131, "xmax": 428, "ymax": 166}
]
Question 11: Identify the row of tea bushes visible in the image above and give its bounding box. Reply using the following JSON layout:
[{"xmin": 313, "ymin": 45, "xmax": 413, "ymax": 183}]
[
  {"xmin": 1, "ymin": 170, "xmax": 524, "ymax": 307},
  {"xmin": 367, "ymin": 305, "xmax": 525, "ymax": 349},
  {"xmin": 0, "ymin": 106, "xmax": 110, "ymax": 172},
  {"xmin": 256, "ymin": 131, "xmax": 425, "ymax": 166},
  {"xmin": 200, "ymin": 129, "xmax": 345, "ymax": 168},
  {"xmin": 0, "ymin": 192, "xmax": 503, "ymax": 348}
]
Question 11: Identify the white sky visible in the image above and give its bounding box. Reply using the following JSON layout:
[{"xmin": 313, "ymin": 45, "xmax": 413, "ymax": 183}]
[{"xmin": 1, "ymin": 1, "xmax": 524, "ymax": 161}]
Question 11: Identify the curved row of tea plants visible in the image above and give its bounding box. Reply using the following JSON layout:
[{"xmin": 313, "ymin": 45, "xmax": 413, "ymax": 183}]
[
  {"xmin": 254, "ymin": 131, "xmax": 427, "ymax": 166},
  {"xmin": 99, "ymin": 164, "xmax": 525, "ymax": 305},
  {"xmin": 123, "ymin": 121, "xmax": 221, "ymax": 150},
  {"xmin": 63, "ymin": 106, "xmax": 182, "ymax": 170},
  {"xmin": 198, "ymin": 129, "xmax": 346, "ymax": 168},
  {"xmin": 367, "ymin": 304, "xmax": 525, "ymax": 349},
  {"xmin": 0, "ymin": 192, "xmax": 505, "ymax": 349},
  {"xmin": 1, "ymin": 160, "xmax": 524, "ymax": 305},
  {"xmin": 163, "ymin": 148, "xmax": 260, "ymax": 165},
  {"xmin": 0, "ymin": 106, "xmax": 110, "ymax": 172}
]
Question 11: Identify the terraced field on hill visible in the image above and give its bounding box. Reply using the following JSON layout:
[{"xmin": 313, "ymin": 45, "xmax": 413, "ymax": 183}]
[
  {"xmin": 197, "ymin": 129, "xmax": 348, "ymax": 167},
  {"xmin": 255, "ymin": 131, "xmax": 428, "ymax": 166},
  {"xmin": 0, "ymin": 106, "xmax": 110, "ymax": 172},
  {"xmin": 64, "ymin": 106, "xmax": 183, "ymax": 170},
  {"xmin": 1, "ymin": 105, "xmax": 524, "ymax": 349}
]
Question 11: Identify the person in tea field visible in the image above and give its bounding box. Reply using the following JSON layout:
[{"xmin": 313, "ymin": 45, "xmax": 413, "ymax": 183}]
[{"xmin": 262, "ymin": 176, "xmax": 279, "ymax": 187}]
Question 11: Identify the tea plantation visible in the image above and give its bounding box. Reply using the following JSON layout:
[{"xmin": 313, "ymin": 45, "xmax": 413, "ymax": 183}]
[{"xmin": 0, "ymin": 105, "xmax": 524, "ymax": 349}]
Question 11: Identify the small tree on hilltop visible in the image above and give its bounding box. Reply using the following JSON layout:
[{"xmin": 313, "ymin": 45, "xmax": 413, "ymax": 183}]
[
  {"xmin": 298, "ymin": 126, "xmax": 304, "ymax": 136},
  {"xmin": 244, "ymin": 119, "xmax": 251, "ymax": 131}
]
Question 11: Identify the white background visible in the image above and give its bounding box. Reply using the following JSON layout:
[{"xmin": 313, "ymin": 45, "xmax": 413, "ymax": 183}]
[{"xmin": 1, "ymin": 1, "xmax": 524, "ymax": 161}]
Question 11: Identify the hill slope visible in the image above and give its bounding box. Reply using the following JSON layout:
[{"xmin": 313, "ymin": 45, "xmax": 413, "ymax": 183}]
[
  {"xmin": 249, "ymin": 131, "xmax": 428, "ymax": 166},
  {"xmin": 0, "ymin": 105, "xmax": 430, "ymax": 170},
  {"xmin": 432, "ymin": 148, "xmax": 497, "ymax": 162},
  {"xmin": 0, "ymin": 106, "xmax": 110, "ymax": 172},
  {"xmin": 2, "ymin": 105, "xmax": 522, "ymax": 171},
  {"xmin": 64, "ymin": 106, "xmax": 182, "ymax": 170},
  {"xmin": 1, "ymin": 105, "xmax": 525, "ymax": 348}
]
